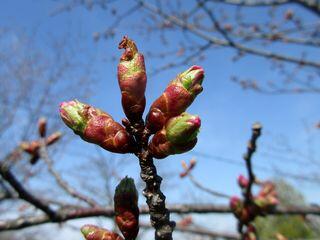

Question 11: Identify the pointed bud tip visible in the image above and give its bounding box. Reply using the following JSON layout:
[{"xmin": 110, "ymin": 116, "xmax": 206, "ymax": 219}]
[
  {"xmin": 118, "ymin": 36, "xmax": 138, "ymax": 60},
  {"xmin": 179, "ymin": 66, "xmax": 204, "ymax": 93},
  {"xmin": 187, "ymin": 116, "xmax": 201, "ymax": 128},
  {"xmin": 81, "ymin": 224, "xmax": 95, "ymax": 237},
  {"xmin": 115, "ymin": 176, "xmax": 138, "ymax": 198},
  {"xmin": 59, "ymin": 100, "xmax": 88, "ymax": 133}
]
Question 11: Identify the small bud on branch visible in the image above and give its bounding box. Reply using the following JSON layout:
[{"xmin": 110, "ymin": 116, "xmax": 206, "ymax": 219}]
[
  {"xmin": 38, "ymin": 117, "xmax": 47, "ymax": 137},
  {"xmin": 114, "ymin": 177, "xmax": 139, "ymax": 240},
  {"xmin": 149, "ymin": 113, "xmax": 201, "ymax": 159}
]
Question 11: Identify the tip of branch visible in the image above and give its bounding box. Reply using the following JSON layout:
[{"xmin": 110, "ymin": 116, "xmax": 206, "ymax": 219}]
[{"xmin": 252, "ymin": 122, "xmax": 262, "ymax": 131}]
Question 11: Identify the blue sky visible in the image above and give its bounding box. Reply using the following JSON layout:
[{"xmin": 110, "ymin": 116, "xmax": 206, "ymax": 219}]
[{"xmin": 1, "ymin": 0, "xmax": 320, "ymax": 237}]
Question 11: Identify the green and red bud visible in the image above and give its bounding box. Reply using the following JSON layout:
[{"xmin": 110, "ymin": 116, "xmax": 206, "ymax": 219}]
[
  {"xmin": 254, "ymin": 182, "xmax": 278, "ymax": 212},
  {"xmin": 114, "ymin": 177, "xmax": 139, "ymax": 240},
  {"xmin": 148, "ymin": 113, "xmax": 201, "ymax": 159},
  {"xmin": 60, "ymin": 100, "xmax": 134, "ymax": 154},
  {"xmin": 118, "ymin": 36, "xmax": 147, "ymax": 123},
  {"xmin": 146, "ymin": 66, "xmax": 204, "ymax": 133},
  {"xmin": 81, "ymin": 225, "xmax": 123, "ymax": 240}
]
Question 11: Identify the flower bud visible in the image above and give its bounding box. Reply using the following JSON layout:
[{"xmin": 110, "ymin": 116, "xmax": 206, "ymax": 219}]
[
  {"xmin": 230, "ymin": 196, "xmax": 242, "ymax": 217},
  {"xmin": 146, "ymin": 66, "xmax": 204, "ymax": 133},
  {"xmin": 118, "ymin": 36, "xmax": 146, "ymax": 123},
  {"xmin": 46, "ymin": 132, "xmax": 62, "ymax": 146},
  {"xmin": 148, "ymin": 113, "xmax": 201, "ymax": 159},
  {"xmin": 238, "ymin": 174, "xmax": 249, "ymax": 189},
  {"xmin": 38, "ymin": 117, "xmax": 47, "ymax": 137},
  {"xmin": 81, "ymin": 225, "xmax": 123, "ymax": 240},
  {"xmin": 60, "ymin": 100, "xmax": 134, "ymax": 154},
  {"xmin": 114, "ymin": 177, "xmax": 139, "ymax": 240}
]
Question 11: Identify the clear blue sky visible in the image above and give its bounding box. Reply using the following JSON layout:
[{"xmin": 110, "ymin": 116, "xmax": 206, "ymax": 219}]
[{"xmin": 1, "ymin": 0, "xmax": 319, "ymax": 210}]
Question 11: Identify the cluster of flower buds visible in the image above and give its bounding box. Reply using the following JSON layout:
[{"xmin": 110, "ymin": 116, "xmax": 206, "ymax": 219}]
[
  {"xmin": 180, "ymin": 159, "xmax": 197, "ymax": 178},
  {"xmin": 81, "ymin": 177, "xmax": 139, "ymax": 240},
  {"xmin": 146, "ymin": 65, "xmax": 204, "ymax": 133},
  {"xmin": 20, "ymin": 118, "xmax": 61, "ymax": 164},
  {"xmin": 253, "ymin": 181, "xmax": 278, "ymax": 214},
  {"xmin": 230, "ymin": 176, "xmax": 278, "ymax": 230},
  {"xmin": 60, "ymin": 36, "xmax": 204, "ymax": 160},
  {"xmin": 114, "ymin": 177, "xmax": 139, "ymax": 240},
  {"xmin": 229, "ymin": 196, "xmax": 257, "ymax": 224},
  {"xmin": 60, "ymin": 100, "xmax": 135, "ymax": 154}
]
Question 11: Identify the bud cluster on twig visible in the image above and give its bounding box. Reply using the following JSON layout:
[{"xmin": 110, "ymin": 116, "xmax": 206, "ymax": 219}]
[
  {"xmin": 230, "ymin": 123, "xmax": 279, "ymax": 240},
  {"xmin": 60, "ymin": 36, "xmax": 205, "ymax": 240},
  {"xmin": 20, "ymin": 118, "xmax": 61, "ymax": 164}
]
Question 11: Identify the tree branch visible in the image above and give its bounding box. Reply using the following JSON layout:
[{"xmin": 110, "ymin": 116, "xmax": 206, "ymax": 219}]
[
  {"xmin": 138, "ymin": 0, "xmax": 320, "ymax": 69},
  {"xmin": 0, "ymin": 204, "xmax": 319, "ymax": 231}
]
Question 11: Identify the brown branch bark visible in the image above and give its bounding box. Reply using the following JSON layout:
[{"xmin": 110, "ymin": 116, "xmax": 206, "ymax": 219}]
[
  {"xmin": 140, "ymin": 222, "xmax": 240, "ymax": 240},
  {"xmin": 0, "ymin": 204, "xmax": 319, "ymax": 231},
  {"xmin": 0, "ymin": 160, "xmax": 57, "ymax": 220},
  {"xmin": 123, "ymin": 118, "xmax": 175, "ymax": 240}
]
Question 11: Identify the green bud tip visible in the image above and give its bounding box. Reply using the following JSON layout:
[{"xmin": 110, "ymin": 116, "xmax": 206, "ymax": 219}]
[
  {"xmin": 81, "ymin": 224, "xmax": 96, "ymax": 238},
  {"xmin": 166, "ymin": 113, "xmax": 201, "ymax": 144},
  {"xmin": 59, "ymin": 100, "xmax": 87, "ymax": 134},
  {"xmin": 179, "ymin": 65, "xmax": 204, "ymax": 94},
  {"xmin": 115, "ymin": 176, "xmax": 138, "ymax": 199}
]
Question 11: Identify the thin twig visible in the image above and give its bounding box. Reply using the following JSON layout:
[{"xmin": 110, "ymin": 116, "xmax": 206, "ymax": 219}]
[
  {"xmin": 39, "ymin": 139, "xmax": 99, "ymax": 208},
  {"xmin": 188, "ymin": 174, "xmax": 231, "ymax": 199},
  {"xmin": 243, "ymin": 123, "xmax": 262, "ymax": 205}
]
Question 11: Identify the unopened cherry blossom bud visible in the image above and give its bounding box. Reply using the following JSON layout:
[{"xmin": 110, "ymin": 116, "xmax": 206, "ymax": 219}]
[
  {"xmin": 81, "ymin": 225, "xmax": 123, "ymax": 240},
  {"xmin": 230, "ymin": 196, "xmax": 243, "ymax": 217},
  {"xmin": 60, "ymin": 100, "xmax": 134, "ymax": 153},
  {"xmin": 114, "ymin": 177, "xmax": 139, "ymax": 240},
  {"xmin": 118, "ymin": 36, "xmax": 146, "ymax": 123},
  {"xmin": 46, "ymin": 132, "xmax": 62, "ymax": 146},
  {"xmin": 146, "ymin": 66, "xmax": 204, "ymax": 133},
  {"xmin": 38, "ymin": 117, "xmax": 47, "ymax": 137},
  {"xmin": 238, "ymin": 174, "xmax": 249, "ymax": 189},
  {"xmin": 148, "ymin": 113, "xmax": 201, "ymax": 159}
]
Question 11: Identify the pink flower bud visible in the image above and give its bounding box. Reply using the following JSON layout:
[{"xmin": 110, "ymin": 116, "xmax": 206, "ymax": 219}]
[
  {"xmin": 118, "ymin": 36, "xmax": 147, "ymax": 123},
  {"xmin": 238, "ymin": 174, "xmax": 249, "ymax": 189}
]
